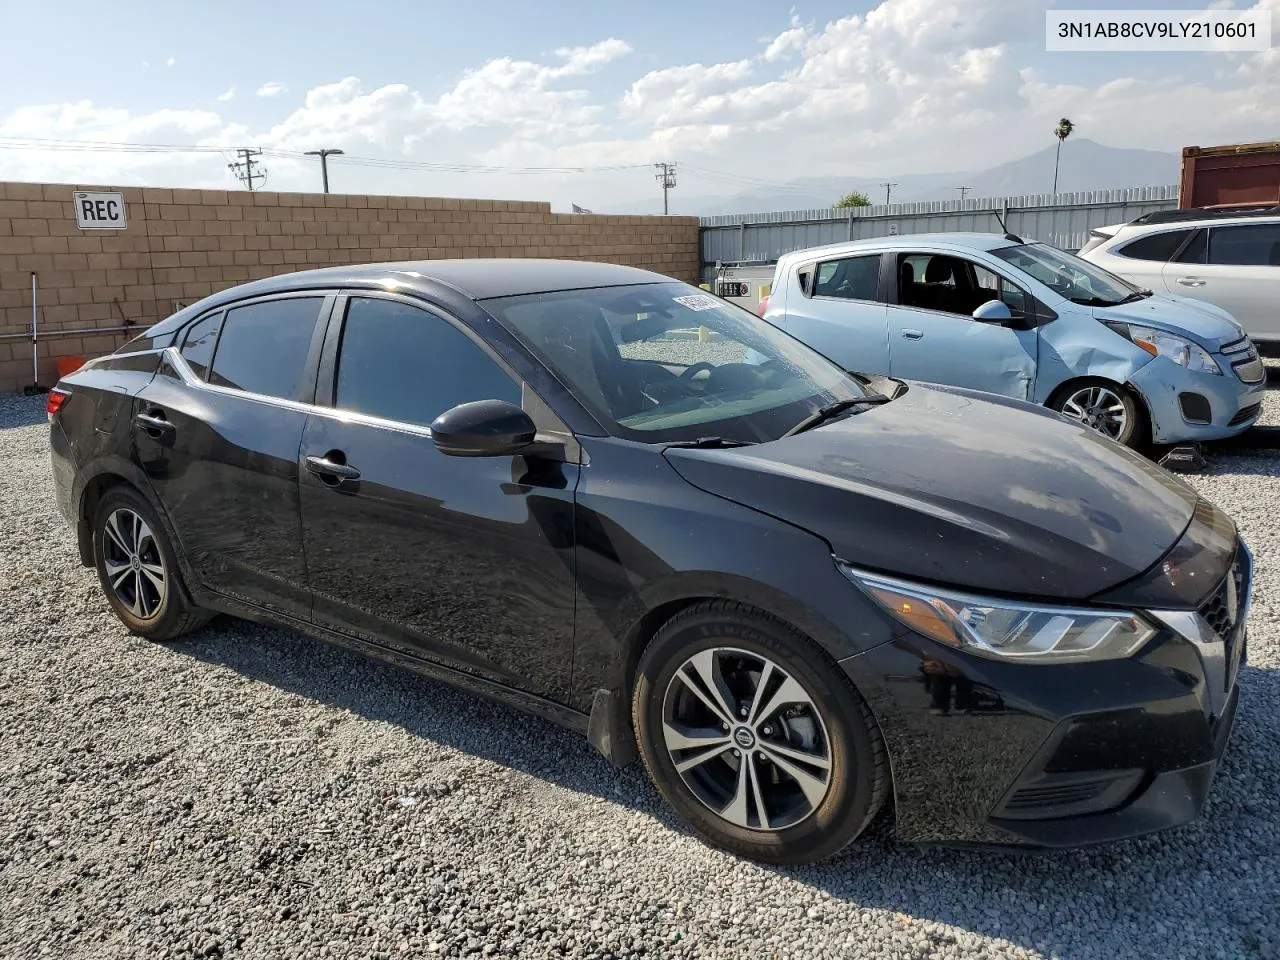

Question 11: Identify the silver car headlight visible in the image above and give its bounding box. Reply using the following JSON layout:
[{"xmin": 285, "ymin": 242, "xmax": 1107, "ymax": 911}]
[
  {"xmin": 839, "ymin": 565, "xmax": 1156, "ymax": 664},
  {"xmin": 1106, "ymin": 322, "xmax": 1221, "ymax": 375}
]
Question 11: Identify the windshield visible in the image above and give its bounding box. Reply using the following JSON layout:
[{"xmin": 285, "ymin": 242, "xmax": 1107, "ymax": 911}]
[
  {"xmin": 485, "ymin": 281, "xmax": 869, "ymax": 444},
  {"xmin": 993, "ymin": 242, "xmax": 1143, "ymax": 306}
]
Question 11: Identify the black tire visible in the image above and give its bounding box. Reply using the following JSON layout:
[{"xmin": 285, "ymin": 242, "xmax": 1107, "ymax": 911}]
[
  {"xmin": 632, "ymin": 601, "xmax": 889, "ymax": 865},
  {"xmin": 92, "ymin": 485, "xmax": 208, "ymax": 642},
  {"xmin": 1049, "ymin": 377, "xmax": 1149, "ymax": 448}
]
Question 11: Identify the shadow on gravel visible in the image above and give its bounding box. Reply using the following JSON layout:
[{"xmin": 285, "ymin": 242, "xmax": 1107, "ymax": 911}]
[{"xmin": 174, "ymin": 617, "xmax": 1280, "ymax": 959}]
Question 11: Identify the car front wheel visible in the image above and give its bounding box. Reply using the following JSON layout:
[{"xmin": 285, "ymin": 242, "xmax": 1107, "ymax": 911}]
[
  {"xmin": 1050, "ymin": 378, "xmax": 1148, "ymax": 447},
  {"xmin": 92, "ymin": 485, "xmax": 208, "ymax": 641},
  {"xmin": 632, "ymin": 601, "xmax": 889, "ymax": 865}
]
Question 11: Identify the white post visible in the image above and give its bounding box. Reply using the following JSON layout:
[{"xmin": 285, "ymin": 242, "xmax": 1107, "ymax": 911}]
[{"xmin": 30, "ymin": 272, "xmax": 38, "ymax": 387}]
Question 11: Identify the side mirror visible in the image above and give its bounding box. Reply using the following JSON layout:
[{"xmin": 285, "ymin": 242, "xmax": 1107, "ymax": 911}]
[
  {"xmin": 972, "ymin": 299, "xmax": 1014, "ymax": 324},
  {"xmin": 430, "ymin": 399, "xmax": 537, "ymax": 457}
]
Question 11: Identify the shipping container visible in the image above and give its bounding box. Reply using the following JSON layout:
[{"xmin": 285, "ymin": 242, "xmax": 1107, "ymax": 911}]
[{"xmin": 1179, "ymin": 141, "xmax": 1280, "ymax": 209}]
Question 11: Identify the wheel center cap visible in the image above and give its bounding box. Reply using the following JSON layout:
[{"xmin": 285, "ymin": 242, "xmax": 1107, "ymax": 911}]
[
  {"xmin": 732, "ymin": 726, "xmax": 756, "ymax": 750},
  {"xmin": 131, "ymin": 556, "xmax": 141, "ymax": 571}
]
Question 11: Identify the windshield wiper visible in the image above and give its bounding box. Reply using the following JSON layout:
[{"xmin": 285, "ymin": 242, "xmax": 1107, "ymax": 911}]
[
  {"xmin": 1118, "ymin": 290, "xmax": 1152, "ymax": 304},
  {"xmin": 664, "ymin": 436, "xmax": 757, "ymax": 449},
  {"xmin": 783, "ymin": 395, "xmax": 890, "ymax": 438}
]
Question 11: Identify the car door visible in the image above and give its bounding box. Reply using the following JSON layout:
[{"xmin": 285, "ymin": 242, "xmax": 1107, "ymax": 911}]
[
  {"xmin": 298, "ymin": 292, "xmax": 578, "ymax": 700},
  {"xmin": 885, "ymin": 251, "xmax": 1038, "ymax": 400},
  {"xmin": 775, "ymin": 253, "xmax": 890, "ymax": 374},
  {"xmin": 1162, "ymin": 223, "xmax": 1280, "ymax": 342},
  {"xmin": 132, "ymin": 293, "xmax": 332, "ymax": 621}
]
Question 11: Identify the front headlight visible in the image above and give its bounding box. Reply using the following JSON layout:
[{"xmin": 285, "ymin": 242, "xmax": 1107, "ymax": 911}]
[
  {"xmin": 1106, "ymin": 322, "xmax": 1221, "ymax": 375},
  {"xmin": 839, "ymin": 565, "xmax": 1156, "ymax": 663}
]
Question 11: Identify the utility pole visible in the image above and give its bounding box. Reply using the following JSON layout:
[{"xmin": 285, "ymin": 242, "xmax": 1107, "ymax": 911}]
[
  {"xmin": 228, "ymin": 148, "xmax": 267, "ymax": 191},
  {"xmin": 956, "ymin": 185, "xmax": 972, "ymax": 201},
  {"xmin": 880, "ymin": 181, "xmax": 898, "ymax": 205},
  {"xmin": 654, "ymin": 162, "xmax": 677, "ymax": 215},
  {"xmin": 304, "ymin": 148, "xmax": 344, "ymax": 194}
]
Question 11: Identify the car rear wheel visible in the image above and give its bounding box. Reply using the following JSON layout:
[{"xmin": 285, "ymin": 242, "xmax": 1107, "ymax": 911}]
[
  {"xmin": 92, "ymin": 486, "xmax": 208, "ymax": 641},
  {"xmin": 1051, "ymin": 378, "xmax": 1147, "ymax": 447},
  {"xmin": 632, "ymin": 601, "xmax": 889, "ymax": 864}
]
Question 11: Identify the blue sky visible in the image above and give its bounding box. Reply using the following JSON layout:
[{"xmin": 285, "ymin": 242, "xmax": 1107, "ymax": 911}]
[{"xmin": 1, "ymin": 0, "xmax": 1275, "ymax": 210}]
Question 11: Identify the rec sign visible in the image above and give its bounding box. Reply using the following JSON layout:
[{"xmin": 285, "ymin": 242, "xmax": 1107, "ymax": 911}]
[{"xmin": 74, "ymin": 191, "xmax": 127, "ymax": 230}]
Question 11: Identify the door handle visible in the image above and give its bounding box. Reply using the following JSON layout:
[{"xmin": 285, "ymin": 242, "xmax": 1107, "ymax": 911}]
[
  {"xmin": 1176, "ymin": 277, "xmax": 1207, "ymax": 287},
  {"xmin": 901, "ymin": 329, "xmax": 924, "ymax": 340},
  {"xmin": 135, "ymin": 412, "xmax": 175, "ymax": 436},
  {"xmin": 305, "ymin": 455, "xmax": 361, "ymax": 482}
]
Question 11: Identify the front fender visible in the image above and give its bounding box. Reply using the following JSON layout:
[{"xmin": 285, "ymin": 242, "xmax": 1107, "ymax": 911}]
[{"xmin": 1033, "ymin": 319, "xmax": 1152, "ymax": 404}]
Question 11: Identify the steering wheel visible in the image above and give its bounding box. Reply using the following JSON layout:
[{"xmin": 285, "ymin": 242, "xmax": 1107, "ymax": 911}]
[
  {"xmin": 678, "ymin": 362, "xmax": 717, "ymax": 382},
  {"xmin": 751, "ymin": 359, "xmax": 790, "ymax": 386}
]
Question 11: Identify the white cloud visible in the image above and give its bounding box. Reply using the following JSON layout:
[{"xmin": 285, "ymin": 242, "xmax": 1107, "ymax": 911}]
[
  {"xmin": 3, "ymin": 0, "xmax": 1280, "ymax": 211},
  {"xmin": 216, "ymin": 87, "xmax": 235, "ymax": 102},
  {"xmin": 166, "ymin": 57, "xmax": 176, "ymax": 67}
]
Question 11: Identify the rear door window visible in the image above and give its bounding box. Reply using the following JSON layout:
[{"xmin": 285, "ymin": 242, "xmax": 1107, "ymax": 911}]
[
  {"xmin": 334, "ymin": 296, "xmax": 521, "ymax": 428},
  {"xmin": 179, "ymin": 312, "xmax": 222, "ymax": 380},
  {"xmin": 811, "ymin": 255, "xmax": 880, "ymax": 301},
  {"xmin": 208, "ymin": 297, "xmax": 324, "ymax": 401},
  {"xmin": 1207, "ymin": 224, "xmax": 1280, "ymax": 266},
  {"xmin": 1118, "ymin": 229, "xmax": 1194, "ymax": 262}
]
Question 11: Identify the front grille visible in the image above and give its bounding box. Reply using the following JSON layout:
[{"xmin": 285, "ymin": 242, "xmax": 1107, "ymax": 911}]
[
  {"xmin": 1232, "ymin": 358, "xmax": 1266, "ymax": 384},
  {"xmin": 1222, "ymin": 337, "xmax": 1265, "ymax": 383},
  {"xmin": 1220, "ymin": 336, "xmax": 1252, "ymax": 355},
  {"xmin": 1229, "ymin": 402, "xmax": 1262, "ymax": 426},
  {"xmin": 1201, "ymin": 545, "xmax": 1251, "ymax": 691}
]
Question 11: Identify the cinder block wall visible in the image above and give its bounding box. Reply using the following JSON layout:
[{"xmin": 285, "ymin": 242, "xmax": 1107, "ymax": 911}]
[{"xmin": 0, "ymin": 181, "xmax": 701, "ymax": 392}]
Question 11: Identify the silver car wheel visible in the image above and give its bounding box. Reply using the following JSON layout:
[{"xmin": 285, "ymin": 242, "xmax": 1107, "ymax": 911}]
[
  {"xmin": 102, "ymin": 507, "xmax": 168, "ymax": 620},
  {"xmin": 1060, "ymin": 385, "xmax": 1129, "ymax": 439},
  {"xmin": 661, "ymin": 647, "xmax": 832, "ymax": 831}
]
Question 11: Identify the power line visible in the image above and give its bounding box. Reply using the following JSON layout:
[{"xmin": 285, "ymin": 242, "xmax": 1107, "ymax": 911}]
[
  {"xmin": 304, "ymin": 148, "xmax": 344, "ymax": 194},
  {"xmin": 880, "ymin": 181, "xmax": 899, "ymax": 204},
  {"xmin": 956, "ymin": 185, "xmax": 972, "ymax": 201},
  {"xmin": 229, "ymin": 149, "xmax": 266, "ymax": 191}
]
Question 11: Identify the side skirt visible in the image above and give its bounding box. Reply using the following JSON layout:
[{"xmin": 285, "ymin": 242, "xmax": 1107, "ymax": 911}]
[{"xmin": 195, "ymin": 590, "xmax": 591, "ymax": 737}]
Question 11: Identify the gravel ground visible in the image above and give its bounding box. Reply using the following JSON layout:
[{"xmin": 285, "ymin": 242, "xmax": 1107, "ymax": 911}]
[{"xmin": 1, "ymin": 380, "xmax": 1278, "ymax": 960}]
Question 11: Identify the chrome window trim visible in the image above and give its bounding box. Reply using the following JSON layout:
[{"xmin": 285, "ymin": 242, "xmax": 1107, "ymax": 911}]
[{"xmin": 161, "ymin": 346, "xmax": 582, "ymax": 459}]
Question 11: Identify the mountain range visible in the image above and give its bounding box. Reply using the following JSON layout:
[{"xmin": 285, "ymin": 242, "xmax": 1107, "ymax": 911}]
[{"xmin": 606, "ymin": 139, "xmax": 1180, "ymax": 217}]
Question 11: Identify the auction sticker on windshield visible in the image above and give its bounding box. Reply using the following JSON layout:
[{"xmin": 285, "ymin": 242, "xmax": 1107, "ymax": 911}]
[{"xmin": 673, "ymin": 295, "xmax": 720, "ymax": 311}]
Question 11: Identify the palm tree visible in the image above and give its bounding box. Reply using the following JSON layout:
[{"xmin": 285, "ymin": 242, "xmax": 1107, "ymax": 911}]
[{"xmin": 1052, "ymin": 118, "xmax": 1075, "ymax": 195}]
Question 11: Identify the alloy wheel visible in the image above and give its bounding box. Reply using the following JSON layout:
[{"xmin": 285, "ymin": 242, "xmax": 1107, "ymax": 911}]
[
  {"xmin": 661, "ymin": 647, "xmax": 832, "ymax": 831},
  {"xmin": 1060, "ymin": 385, "xmax": 1128, "ymax": 439},
  {"xmin": 101, "ymin": 507, "xmax": 168, "ymax": 620}
]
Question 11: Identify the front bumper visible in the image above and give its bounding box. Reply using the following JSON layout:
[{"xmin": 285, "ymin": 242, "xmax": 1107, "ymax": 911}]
[
  {"xmin": 1129, "ymin": 354, "xmax": 1267, "ymax": 444},
  {"xmin": 841, "ymin": 559, "xmax": 1247, "ymax": 849}
]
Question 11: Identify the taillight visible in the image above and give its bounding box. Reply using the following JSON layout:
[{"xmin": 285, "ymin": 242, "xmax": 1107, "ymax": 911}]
[
  {"xmin": 756, "ymin": 295, "xmax": 771, "ymax": 317},
  {"xmin": 46, "ymin": 388, "xmax": 69, "ymax": 420}
]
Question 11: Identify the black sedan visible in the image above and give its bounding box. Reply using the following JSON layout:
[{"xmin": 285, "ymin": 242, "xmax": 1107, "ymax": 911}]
[{"xmin": 48, "ymin": 259, "xmax": 1249, "ymax": 864}]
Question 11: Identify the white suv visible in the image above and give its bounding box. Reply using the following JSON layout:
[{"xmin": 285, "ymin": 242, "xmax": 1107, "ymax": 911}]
[{"xmin": 1079, "ymin": 209, "xmax": 1280, "ymax": 354}]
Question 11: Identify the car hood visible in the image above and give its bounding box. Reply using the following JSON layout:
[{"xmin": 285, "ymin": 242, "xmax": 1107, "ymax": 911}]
[
  {"xmin": 664, "ymin": 384, "xmax": 1198, "ymax": 601},
  {"xmin": 1092, "ymin": 294, "xmax": 1245, "ymax": 351}
]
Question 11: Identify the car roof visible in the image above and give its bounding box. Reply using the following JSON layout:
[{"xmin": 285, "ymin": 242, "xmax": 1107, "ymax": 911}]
[
  {"xmin": 210, "ymin": 258, "xmax": 672, "ymax": 303},
  {"xmin": 139, "ymin": 258, "xmax": 678, "ymax": 345},
  {"xmin": 779, "ymin": 232, "xmax": 1020, "ymax": 263},
  {"xmin": 1114, "ymin": 213, "xmax": 1280, "ymax": 235}
]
